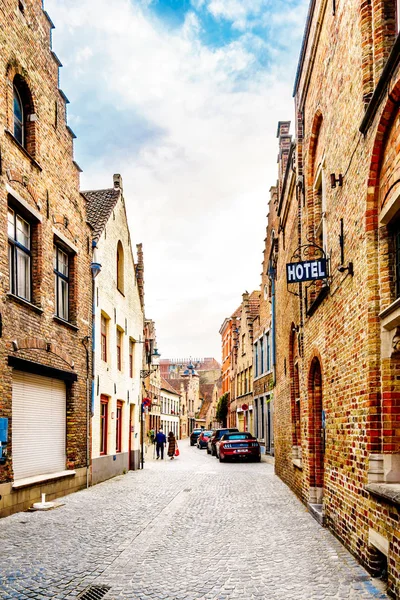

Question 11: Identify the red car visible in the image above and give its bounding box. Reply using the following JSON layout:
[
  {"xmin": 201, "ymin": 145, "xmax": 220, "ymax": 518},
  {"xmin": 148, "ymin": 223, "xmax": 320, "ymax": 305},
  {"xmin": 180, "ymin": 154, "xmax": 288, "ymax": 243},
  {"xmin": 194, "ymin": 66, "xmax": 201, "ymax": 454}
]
[
  {"xmin": 197, "ymin": 430, "xmax": 213, "ymax": 449},
  {"xmin": 217, "ymin": 432, "xmax": 261, "ymax": 462}
]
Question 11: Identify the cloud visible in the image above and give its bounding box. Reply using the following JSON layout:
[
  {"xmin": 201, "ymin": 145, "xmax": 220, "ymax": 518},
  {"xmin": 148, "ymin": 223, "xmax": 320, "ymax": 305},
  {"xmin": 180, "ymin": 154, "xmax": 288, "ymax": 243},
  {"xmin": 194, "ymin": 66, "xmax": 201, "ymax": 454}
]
[{"xmin": 45, "ymin": 0, "xmax": 306, "ymax": 359}]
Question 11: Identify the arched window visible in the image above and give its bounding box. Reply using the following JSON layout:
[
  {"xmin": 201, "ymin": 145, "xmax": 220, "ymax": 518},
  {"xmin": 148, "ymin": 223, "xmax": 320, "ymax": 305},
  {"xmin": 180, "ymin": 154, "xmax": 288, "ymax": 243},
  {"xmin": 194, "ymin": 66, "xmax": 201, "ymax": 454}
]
[
  {"xmin": 13, "ymin": 85, "xmax": 24, "ymax": 145},
  {"xmin": 308, "ymin": 357, "xmax": 324, "ymax": 497},
  {"xmin": 12, "ymin": 75, "xmax": 35, "ymax": 156},
  {"xmin": 116, "ymin": 241, "xmax": 124, "ymax": 293}
]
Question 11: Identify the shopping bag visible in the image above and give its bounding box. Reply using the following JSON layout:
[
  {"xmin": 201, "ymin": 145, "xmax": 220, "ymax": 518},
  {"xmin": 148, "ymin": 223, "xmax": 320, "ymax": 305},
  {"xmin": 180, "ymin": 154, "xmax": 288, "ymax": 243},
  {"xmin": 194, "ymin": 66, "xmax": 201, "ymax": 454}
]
[{"xmin": 175, "ymin": 446, "xmax": 180, "ymax": 457}]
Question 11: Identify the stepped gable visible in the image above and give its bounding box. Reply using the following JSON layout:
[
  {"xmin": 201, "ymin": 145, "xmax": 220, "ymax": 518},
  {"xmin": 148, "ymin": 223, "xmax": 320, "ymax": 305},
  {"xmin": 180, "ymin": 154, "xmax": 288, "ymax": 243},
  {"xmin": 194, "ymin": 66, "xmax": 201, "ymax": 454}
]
[
  {"xmin": 161, "ymin": 376, "xmax": 181, "ymax": 396},
  {"xmin": 248, "ymin": 290, "xmax": 261, "ymax": 319},
  {"xmin": 82, "ymin": 187, "xmax": 121, "ymax": 241}
]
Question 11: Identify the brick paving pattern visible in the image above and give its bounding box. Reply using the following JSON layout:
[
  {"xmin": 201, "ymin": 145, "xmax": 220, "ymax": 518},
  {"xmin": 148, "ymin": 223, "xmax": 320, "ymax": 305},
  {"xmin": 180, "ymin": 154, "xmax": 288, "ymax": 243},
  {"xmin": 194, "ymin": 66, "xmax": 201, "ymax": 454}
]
[{"xmin": 0, "ymin": 441, "xmax": 388, "ymax": 600}]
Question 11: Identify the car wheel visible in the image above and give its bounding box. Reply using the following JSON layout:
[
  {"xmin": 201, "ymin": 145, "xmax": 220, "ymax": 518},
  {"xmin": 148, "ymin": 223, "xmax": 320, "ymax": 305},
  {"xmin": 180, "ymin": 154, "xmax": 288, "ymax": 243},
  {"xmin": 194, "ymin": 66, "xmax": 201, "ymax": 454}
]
[
  {"xmin": 255, "ymin": 455, "xmax": 261, "ymax": 462},
  {"xmin": 211, "ymin": 447, "xmax": 215, "ymax": 456},
  {"xmin": 207, "ymin": 447, "xmax": 210, "ymax": 454}
]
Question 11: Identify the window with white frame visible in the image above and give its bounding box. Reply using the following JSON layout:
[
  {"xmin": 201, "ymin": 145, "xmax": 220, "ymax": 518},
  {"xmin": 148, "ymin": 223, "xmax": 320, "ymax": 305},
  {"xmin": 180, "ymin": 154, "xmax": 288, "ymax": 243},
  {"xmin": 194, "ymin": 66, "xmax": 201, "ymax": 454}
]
[
  {"xmin": 8, "ymin": 207, "xmax": 31, "ymax": 301},
  {"xmin": 260, "ymin": 336, "xmax": 265, "ymax": 374},
  {"xmin": 397, "ymin": 0, "xmax": 400, "ymax": 33},
  {"xmin": 54, "ymin": 245, "xmax": 69, "ymax": 321},
  {"xmin": 266, "ymin": 332, "xmax": 271, "ymax": 372}
]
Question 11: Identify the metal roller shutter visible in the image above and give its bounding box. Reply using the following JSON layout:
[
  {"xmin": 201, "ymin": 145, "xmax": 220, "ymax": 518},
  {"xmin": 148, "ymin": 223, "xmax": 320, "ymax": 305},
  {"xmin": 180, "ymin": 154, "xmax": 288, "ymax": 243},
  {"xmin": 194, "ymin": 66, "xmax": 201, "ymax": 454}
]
[{"xmin": 12, "ymin": 371, "xmax": 66, "ymax": 480}]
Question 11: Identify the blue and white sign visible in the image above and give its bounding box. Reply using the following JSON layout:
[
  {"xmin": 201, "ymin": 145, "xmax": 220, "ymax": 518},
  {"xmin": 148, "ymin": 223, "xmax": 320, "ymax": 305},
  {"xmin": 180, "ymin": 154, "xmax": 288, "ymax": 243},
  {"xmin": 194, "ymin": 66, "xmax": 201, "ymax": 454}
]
[{"xmin": 286, "ymin": 258, "xmax": 328, "ymax": 284}]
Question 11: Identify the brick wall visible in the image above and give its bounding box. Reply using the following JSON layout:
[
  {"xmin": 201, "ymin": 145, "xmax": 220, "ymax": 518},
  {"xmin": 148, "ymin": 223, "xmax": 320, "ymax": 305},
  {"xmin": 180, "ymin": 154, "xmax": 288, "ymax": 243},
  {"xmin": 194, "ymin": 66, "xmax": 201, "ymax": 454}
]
[
  {"xmin": 271, "ymin": 0, "xmax": 400, "ymax": 596},
  {"xmin": 0, "ymin": 0, "xmax": 92, "ymax": 515}
]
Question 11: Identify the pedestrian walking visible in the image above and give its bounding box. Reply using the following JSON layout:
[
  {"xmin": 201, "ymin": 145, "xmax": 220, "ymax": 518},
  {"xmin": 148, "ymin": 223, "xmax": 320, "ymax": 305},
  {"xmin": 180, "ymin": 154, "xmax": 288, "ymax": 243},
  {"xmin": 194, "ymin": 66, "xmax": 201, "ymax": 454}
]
[
  {"xmin": 167, "ymin": 431, "xmax": 177, "ymax": 460},
  {"xmin": 155, "ymin": 428, "xmax": 166, "ymax": 460}
]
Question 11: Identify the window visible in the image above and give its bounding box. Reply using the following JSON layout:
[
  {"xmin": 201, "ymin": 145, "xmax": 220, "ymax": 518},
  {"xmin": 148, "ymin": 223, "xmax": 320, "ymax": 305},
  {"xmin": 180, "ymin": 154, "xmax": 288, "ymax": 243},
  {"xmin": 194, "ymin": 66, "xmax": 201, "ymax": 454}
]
[
  {"xmin": 397, "ymin": 0, "xmax": 400, "ymax": 33},
  {"xmin": 13, "ymin": 86, "xmax": 24, "ymax": 145},
  {"xmin": 116, "ymin": 328, "xmax": 123, "ymax": 371},
  {"xmin": 260, "ymin": 337, "xmax": 265, "ymax": 374},
  {"xmin": 100, "ymin": 396, "xmax": 108, "ymax": 455},
  {"xmin": 116, "ymin": 401, "xmax": 123, "ymax": 453},
  {"xmin": 314, "ymin": 164, "xmax": 327, "ymax": 251},
  {"xmin": 54, "ymin": 246, "xmax": 69, "ymax": 321},
  {"xmin": 129, "ymin": 340, "xmax": 134, "ymax": 378},
  {"xmin": 8, "ymin": 207, "xmax": 31, "ymax": 301},
  {"xmin": 266, "ymin": 332, "xmax": 271, "ymax": 372},
  {"xmin": 254, "ymin": 342, "xmax": 259, "ymax": 378},
  {"xmin": 117, "ymin": 241, "xmax": 124, "ymax": 293},
  {"xmin": 101, "ymin": 315, "xmax": 108, "ymax": 362}
]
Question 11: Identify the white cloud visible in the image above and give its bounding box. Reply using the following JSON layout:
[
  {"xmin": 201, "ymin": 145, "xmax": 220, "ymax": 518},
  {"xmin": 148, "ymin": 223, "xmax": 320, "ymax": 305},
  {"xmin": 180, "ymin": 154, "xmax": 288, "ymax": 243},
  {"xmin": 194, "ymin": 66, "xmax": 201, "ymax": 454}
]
[{"xmin": 45, "ymin": 0, "xmax": 305, "ymax": 359}]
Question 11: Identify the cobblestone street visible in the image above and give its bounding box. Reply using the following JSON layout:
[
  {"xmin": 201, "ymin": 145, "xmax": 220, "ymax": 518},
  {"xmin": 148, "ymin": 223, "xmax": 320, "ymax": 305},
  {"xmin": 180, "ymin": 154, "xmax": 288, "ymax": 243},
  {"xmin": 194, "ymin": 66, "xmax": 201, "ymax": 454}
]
[{"xmin": 0, "ymin": 441, "xmax": 388, "ymax": 600}]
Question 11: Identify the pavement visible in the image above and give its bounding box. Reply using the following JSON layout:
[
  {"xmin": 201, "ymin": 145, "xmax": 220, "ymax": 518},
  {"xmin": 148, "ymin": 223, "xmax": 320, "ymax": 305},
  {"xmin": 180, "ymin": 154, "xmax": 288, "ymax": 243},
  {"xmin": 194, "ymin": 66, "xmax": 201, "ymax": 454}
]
[{"xmin": 0, "ymin": 439, "xmax": 389, "ymax": 600}]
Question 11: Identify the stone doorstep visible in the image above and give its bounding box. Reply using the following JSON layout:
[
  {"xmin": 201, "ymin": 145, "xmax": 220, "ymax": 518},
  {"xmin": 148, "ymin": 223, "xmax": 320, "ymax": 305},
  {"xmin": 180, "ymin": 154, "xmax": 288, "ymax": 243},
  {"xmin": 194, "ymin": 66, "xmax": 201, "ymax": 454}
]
[{"xmin": 308, "ymin": 502, "xmax": 325, "ymax": 526}]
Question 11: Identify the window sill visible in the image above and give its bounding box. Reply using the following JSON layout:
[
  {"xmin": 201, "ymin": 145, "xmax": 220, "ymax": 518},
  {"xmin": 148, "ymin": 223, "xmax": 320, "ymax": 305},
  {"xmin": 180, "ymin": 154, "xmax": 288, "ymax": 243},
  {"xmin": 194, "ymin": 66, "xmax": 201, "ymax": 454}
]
[
  {"xmin": 4, "ymin": 129, "xmax": 42, "ymax": 171},
  {"xmin": 117, "ymin": 288, "xmax": 125, "ymax": 297},
  {"xmin": 379, "ymin": 297, "xmax": 400, "ymax": 330},
  {"xmin": 7, "ymin": 293, "xmax": 43, "ymax": 314},
  {"xmin": 53, "ymin": 315, "xmax": 79, "ymax": 331},
  {"xmin": 292, "ymin": 458, "xmax": 303, "ymax": 470},
  {"xmin": 365, "ymin": 483, "xmax": 400, "ymax": 507},
  {"xmin": 12, "ymin": 470, "xmax": 76, "ymax": 490}
]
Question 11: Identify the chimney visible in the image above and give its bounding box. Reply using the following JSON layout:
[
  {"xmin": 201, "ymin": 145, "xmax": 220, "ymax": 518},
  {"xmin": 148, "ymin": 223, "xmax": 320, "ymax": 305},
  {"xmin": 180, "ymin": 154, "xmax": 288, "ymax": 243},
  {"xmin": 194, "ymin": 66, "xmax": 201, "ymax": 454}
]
[{"xmin": 113, "ymin": 174, "xmax": 123, "ymax": 190}]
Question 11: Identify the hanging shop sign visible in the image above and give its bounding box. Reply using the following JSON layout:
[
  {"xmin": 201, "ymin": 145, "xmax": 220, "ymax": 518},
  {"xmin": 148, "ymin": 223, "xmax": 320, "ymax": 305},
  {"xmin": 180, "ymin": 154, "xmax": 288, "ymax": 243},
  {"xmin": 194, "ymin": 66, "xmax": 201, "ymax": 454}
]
[{"xmin": 286, "ymin": 258, "xmax": 328, "ymax": 284}]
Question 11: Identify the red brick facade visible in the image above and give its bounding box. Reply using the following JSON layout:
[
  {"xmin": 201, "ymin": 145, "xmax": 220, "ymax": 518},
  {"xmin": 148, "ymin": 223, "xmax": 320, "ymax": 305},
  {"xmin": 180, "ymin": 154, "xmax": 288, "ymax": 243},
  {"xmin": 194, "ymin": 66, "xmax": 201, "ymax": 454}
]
[
  {"xmin": 269, "ymin": 1, "xmax": 400, "ymax": 596},
  {"xmin": 0, "ymin": 0, "xmax": 92, "ymax": 516}
]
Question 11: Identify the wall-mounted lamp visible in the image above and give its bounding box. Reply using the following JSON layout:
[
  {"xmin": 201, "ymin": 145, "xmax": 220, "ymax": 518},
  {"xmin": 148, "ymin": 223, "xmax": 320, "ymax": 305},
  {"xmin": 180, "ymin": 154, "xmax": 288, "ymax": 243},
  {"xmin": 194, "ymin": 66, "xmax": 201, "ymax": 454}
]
[
  {"xmin": 140, "ymin": 348, "xmax": 161, "ymax": 379},
  {"xmin": 330, "ymin": 173, "xmax": 343, "ymax": 188},
  {"xmin": 337, "ymin": 262, "xmax": 354, "ymax": 276}
]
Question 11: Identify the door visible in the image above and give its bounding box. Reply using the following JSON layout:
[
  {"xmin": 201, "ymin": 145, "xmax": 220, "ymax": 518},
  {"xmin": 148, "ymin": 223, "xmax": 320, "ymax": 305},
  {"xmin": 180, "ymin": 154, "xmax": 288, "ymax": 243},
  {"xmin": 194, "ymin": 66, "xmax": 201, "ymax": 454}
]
[{"xmin": 12, "ymin": 371, "xmax": 66, "ymax": 480}]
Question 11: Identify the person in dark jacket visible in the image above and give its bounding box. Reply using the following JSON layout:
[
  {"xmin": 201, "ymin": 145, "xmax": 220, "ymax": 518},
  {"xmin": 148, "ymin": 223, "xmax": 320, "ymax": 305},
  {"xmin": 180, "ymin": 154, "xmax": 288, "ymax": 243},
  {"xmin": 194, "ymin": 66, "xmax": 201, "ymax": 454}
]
[
  {"xmin": 155, "ymin": 428, "xmax": 166, "ymax": 459},
  {"xmin": 167, "ymin": 431, "xmax": 176, "ymax": 460}
]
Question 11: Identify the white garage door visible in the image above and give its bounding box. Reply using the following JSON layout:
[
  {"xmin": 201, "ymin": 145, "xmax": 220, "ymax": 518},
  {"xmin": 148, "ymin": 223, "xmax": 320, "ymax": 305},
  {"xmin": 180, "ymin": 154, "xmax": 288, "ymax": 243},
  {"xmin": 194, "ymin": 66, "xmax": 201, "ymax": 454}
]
[{"xmin": 12, "ymin": 371, "xmax": 66, "ymax": 480}]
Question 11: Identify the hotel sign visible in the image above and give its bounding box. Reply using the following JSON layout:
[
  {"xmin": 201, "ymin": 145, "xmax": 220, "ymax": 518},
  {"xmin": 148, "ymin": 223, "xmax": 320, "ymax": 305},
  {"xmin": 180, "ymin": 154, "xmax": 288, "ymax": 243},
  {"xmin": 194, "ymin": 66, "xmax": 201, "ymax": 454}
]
[{"xmin": 286, "ymin": 258, "xmax": 328, "ymax": 284}]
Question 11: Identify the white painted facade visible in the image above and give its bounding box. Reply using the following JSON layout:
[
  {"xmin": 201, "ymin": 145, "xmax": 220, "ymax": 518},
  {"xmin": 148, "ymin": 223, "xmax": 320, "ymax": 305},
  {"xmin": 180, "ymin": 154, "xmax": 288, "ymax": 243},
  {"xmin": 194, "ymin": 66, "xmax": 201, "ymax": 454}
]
[
  {"xmin": 91, "ymin": 184, "xmax": 144, "ymax": 483},
  {"xmin": 160, "ymin": 388, "xmax": 180, "ymax": 440}
]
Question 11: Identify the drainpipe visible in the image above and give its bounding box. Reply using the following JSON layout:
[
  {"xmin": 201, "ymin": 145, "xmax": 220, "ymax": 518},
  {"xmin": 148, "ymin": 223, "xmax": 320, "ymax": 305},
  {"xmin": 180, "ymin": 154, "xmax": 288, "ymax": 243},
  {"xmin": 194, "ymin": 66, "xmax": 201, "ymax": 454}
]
[
  {"xmin": 82, "ymin": 336, "xmax": 90, "ymax": 489},
  {"xmin": 89, "ymin": 241, "xmax": 102, "ymax": 488},
  {"xmin": 268, "ymin": 262, "xmax": 277, "ymax": 386},
  {"xmin": 268, "ymin": 261, "xmax": 276, "ymax": 456}
]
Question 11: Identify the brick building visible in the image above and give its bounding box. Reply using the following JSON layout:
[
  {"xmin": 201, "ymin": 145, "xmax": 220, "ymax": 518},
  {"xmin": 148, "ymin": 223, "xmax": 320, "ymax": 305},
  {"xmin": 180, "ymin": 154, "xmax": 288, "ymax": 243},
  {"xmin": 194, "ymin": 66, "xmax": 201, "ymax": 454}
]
[
  {"xmin": 270, "ymin": 0, "xmax": 400, "ymax": 595},
  {"xmin": 0, "ymin": 0, "xmax": 92, "ymax": 516},
  {"xmin": 219, "ymin": 306, "xmax": 241, "ymax": 427},
  {"xmin": 82, "ymin": 174, "xmax": 144, "ymax": 484}
]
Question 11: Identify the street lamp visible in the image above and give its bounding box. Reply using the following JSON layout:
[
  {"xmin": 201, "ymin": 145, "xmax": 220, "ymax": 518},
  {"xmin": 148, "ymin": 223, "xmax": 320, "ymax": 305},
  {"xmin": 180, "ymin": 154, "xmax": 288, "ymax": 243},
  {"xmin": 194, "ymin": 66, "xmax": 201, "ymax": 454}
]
[{"xmin": 140, "ymin": 348, "xmax": 161, "ymax": 469}]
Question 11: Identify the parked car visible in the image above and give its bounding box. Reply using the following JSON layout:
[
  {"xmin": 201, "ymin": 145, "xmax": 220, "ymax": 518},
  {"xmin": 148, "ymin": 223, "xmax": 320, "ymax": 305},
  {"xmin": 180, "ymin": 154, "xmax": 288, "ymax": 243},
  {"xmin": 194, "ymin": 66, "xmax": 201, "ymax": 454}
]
[
  {"xmin": 217, "ymin": 432, "xmax": 261, "ymax": 462},
  {"xmin": 208, "ymin": 428, "xmax": 239, "ymax": 456},
  {"xmin": 190, "ymin": 428, "xmax": 203, "ymax": 446},
  {"xmin": 197, "ymin": 430, "xmax": 213, "ymax": 449}
]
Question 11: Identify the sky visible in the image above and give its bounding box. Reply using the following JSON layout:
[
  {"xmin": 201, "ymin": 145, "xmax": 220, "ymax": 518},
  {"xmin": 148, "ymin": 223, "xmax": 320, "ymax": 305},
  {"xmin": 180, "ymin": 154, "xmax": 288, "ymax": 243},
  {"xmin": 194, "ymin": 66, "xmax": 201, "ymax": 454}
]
[{"xmin": 45, "ymin": 0, "xmax": 309, "ymax": 362}]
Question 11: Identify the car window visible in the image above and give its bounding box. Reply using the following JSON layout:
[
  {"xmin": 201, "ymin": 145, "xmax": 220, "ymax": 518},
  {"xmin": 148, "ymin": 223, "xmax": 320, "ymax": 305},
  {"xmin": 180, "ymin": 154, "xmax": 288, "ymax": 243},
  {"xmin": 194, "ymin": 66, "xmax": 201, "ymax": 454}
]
[{"xmin": 223, "ymin": 433, "xmax": 253, "ymax": 440}]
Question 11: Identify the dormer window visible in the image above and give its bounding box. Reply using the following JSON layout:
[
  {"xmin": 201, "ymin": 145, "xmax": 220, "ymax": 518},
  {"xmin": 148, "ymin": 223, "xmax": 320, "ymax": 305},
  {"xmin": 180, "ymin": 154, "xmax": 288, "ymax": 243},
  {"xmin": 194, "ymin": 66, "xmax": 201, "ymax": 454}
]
[{"xmin": 13, "ymin": 86, "xmax": 24, "ymax": 146}]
